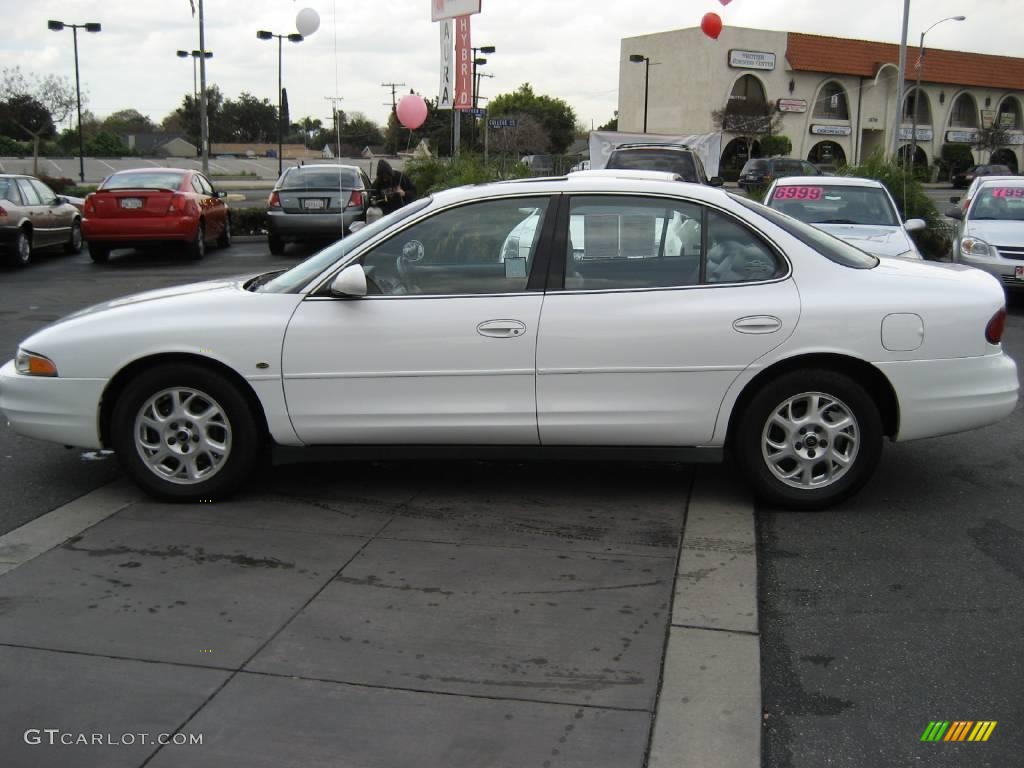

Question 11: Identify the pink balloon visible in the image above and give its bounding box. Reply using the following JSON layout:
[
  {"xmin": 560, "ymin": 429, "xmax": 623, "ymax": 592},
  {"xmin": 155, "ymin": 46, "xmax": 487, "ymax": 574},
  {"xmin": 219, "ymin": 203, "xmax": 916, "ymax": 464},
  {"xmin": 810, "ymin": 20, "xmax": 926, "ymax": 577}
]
[
  {"xmin": 701, "ymin": 12, "xmax": 723, "ymax": 40},
  {"xmin": 396, "ymin": 94, "xmax": 428, "ymax": 130},
  {"xmin": 719, "ymin": 0, "xmax": 732, "ymax": 5}
]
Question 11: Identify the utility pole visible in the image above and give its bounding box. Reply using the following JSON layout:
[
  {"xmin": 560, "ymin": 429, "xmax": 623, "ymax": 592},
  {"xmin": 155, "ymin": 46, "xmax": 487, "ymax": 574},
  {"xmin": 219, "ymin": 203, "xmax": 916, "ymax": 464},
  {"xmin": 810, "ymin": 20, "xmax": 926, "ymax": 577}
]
[
  {"xmin": 198, "ymin": 0, "xmax": 209, "ymax": 174},
  {"xmin": 381, "ymin": 82, "xmax": 406, "ymax": 155},
  {"xmin": 325, "ymin": 96, "xmax": 344, "ymax": 159}
]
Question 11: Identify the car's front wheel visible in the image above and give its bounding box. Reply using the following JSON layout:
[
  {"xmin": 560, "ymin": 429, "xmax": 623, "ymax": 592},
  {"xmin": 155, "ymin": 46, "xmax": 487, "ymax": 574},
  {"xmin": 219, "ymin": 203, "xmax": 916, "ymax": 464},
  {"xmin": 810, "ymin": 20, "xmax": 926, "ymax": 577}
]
[
  {"xmin": 186, "ymin": 222, "xmax": 206, "ymax": 260},
  {"xmin": 735, "ymin": 369, "xmax": 882, "ymax": 510},
  {"xmin": 217, "ymin": 216, "xmax": 232, "ymax": 249},
  {"xmin": 110, "ymin": 364, "xmax": 262, "ymax": 501},
  {"xmin": 65, "ymin": 220, "xmax": 83, "ymax": 254}
]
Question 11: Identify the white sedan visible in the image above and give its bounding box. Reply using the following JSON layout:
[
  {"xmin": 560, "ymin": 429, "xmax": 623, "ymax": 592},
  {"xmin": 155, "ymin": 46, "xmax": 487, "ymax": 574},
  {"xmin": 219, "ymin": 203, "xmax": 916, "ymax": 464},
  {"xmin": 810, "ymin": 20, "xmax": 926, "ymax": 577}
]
[
  {"xmin": 0, "ymin": 176, "xmax": 1018, "ymax": 509},
  {"xmin": 948, "ymin": 177, "xmax": 1024, "ymax": 290},
  {"xmin": 764, "ymin": 176, "xmax": 925, "ymax": 259}
]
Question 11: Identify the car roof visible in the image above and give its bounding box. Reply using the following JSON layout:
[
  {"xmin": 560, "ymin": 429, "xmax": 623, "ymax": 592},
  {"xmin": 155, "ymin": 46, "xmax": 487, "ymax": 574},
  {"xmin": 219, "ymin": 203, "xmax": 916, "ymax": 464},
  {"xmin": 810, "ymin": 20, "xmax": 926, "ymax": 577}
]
[
  {"xmin": 286, "ymin": 164, "xmax": 363, "ymax": 172},
  {"xmin": 569, "ymin": 169, "xmax": 684, "ymax": 182},
  {"xmin": 433, "ymin": 174, "xmax": 731, "ymax": 206},
  {"xmin": 975, "ymin": 176, "xmax": 1024, "ymax": 186},
  {"xmin": 772, "ymin": 175, "xmax": 883, "ymax": 188},
  {"xmin": 611, "ymin": 143, "xmax": 691, "ymax": 151},
  {"xmin": 110, "ymin": 167, "xmax": 192, "ymax": 174}
]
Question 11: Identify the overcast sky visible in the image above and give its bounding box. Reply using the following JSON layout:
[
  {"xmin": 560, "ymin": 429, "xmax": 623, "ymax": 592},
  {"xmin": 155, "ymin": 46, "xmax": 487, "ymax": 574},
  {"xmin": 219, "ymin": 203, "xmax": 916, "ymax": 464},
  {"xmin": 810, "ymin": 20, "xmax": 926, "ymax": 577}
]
[{"xmin": 4, "ymin": 0, "xmax": 1019, "ymax": 132}]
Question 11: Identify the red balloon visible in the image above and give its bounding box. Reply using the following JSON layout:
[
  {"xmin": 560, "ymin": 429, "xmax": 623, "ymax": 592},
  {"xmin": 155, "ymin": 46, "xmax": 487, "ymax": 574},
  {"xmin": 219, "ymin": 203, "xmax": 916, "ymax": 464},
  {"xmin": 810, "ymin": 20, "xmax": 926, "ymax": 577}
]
[{"xmin": 701, "ymin": 12, "xmax": 723, "ymax": 40}]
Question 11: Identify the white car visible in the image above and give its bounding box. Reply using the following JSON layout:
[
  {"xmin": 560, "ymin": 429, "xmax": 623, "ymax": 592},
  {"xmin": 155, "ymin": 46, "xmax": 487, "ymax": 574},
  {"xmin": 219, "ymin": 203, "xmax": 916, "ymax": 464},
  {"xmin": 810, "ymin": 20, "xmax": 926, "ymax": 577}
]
[
  {"xmin": 948, "ymin": 177, "xmax": 1024, "ymax": 290},
  {"xmin": 764, "ymin": 176, "xmax": 925, "ymax": 259},
  {"xmin": 0, "ymin": 177, "xmax": 1018, "ymax": 509},
  {"xmin": 950, "ymin": 174, "xmax": 1018, "ymax": 215}
]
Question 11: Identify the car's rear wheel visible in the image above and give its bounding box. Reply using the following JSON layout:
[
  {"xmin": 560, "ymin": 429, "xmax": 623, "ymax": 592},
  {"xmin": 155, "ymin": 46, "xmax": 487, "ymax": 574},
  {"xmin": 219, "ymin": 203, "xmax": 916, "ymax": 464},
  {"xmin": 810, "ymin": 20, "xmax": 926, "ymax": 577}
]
[
  {"xmin": 186, "ymin": 222, "xmax": 205, "ymax": 260},
  {"xmin": 268, "ymin": 234, "xmax": 285, "ymax": 255},
  {"xmin": 735, "ymin": 369, "xmax": 882, "ymax": 510},
  {"xmin": 65, "ymin": 220, "xmax": 83, "ymax": 254},
  {"xmin": 217, "ymin": 216, "xmax": 232, "ymax": 249},
  {"xmin": 88, "ymin": 242, "xmax": 110, "ymax": 263},
  {"xmin": 110, "ymin": 363, "xmax": 262, "ymax": 501},
  {"xmin": 8, "ymin": 228, "xmax": 32, "ymax": 267}
]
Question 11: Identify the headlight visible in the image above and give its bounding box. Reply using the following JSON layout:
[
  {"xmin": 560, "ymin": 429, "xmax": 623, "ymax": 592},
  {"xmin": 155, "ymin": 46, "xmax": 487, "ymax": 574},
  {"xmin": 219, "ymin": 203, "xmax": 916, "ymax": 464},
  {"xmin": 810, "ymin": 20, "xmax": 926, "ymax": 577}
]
[
  {"xmin": 960, "ymin": 237, "xmax": 993, "ymax": 258},
  {"xmin": 15, "ymin": 349, "xmax": 58, "ymax": 377}
]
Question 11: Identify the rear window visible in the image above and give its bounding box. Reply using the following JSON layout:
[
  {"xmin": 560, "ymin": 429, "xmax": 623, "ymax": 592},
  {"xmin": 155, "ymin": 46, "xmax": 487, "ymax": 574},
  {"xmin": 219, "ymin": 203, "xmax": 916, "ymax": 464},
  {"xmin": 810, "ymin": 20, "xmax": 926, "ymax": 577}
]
[
  {"xmin": 740, "ymin": 159, "xmax": 768, "ymax": 174},
  {"xmin": 607, "ymin": 149, "xmax": 698, "ymax": 181},
  {"xmin": 733, "ymin": 194, "xmax": 879, "ymax": 269},
  {"xmin": 771, "ymin": 160, "xmax": 804, "ymax": 176},
  {"xmin": 280, "ymin": 167, "xmax": 360, "ymax": 190},
  {"xmin": 102, "ymin": 171, "xmax": 185, "ymax": 191}
]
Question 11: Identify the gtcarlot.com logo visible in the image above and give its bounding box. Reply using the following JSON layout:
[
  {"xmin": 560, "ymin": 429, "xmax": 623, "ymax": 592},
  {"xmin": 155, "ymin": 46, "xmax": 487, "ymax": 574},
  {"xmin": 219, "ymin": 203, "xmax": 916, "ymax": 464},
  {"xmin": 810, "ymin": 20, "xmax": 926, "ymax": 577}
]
[
  {"xmin": 921, "ymin": 721, "xmax": 997, "ymax": 743},
  {"xmin": 24, "ymin": 729, "xmax": 203, "ymax": 746}
]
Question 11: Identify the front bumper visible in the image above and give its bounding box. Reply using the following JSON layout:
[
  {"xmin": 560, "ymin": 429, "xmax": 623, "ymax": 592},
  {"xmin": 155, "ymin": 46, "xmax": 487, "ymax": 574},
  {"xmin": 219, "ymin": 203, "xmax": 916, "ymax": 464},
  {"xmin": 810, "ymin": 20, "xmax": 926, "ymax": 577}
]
[
  {"xmin": 82, "ymin": 215, "xmax": 198, "ymax": 243},
  {"xmin": 877, "ymin": 352, "xmax": 1019, "ymax": 442},
  {"xmin": 0, "ymin": 360, "xmax": 105, "ymax": 448},
  {"xmin": 267, "ymin": 210, "xmax": 363, "ymax": 240},
  {"xmin": 958, "ymin": 253, "xmax": 1024, "ymax": 291}
]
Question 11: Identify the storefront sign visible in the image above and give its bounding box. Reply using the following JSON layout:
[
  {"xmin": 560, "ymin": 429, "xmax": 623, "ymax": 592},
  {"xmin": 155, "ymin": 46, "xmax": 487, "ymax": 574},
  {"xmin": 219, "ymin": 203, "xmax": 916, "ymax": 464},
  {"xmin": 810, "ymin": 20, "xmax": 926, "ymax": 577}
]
[
  {"xmin": 897, "ymin": 127, "xmax": 933, "ymax": 141},
  {"xmin": 454, "ymin": 15, "xmax": 472, "ymax": 110},
  {"xmin": 945, "ymin": 130, "xmax": 978, "ymax": 143},
  {"xmin": 431, "ymin": 0, "xmax": 481, "ymax": 22},
  {"xmin": 981, "ymin": 110, "xmax": 996, "ymax": 129},
  {"xmin": 438, "ymin": 19, "xmax": 454, "ymax": 109},
  {"xmin": 777, "ymin": 98, "xmax": 808, "ymax": 113},
  {"xmin": 728, "ymin": 49, "xmax": 776, "ymax": 70},
  {"xmin": 1004, "ymin": 133, "xmax": 1024, "ymax": 145},
  {"xmin": 810, "ymin": 124, "xmax": 852, "ymax": 136}
]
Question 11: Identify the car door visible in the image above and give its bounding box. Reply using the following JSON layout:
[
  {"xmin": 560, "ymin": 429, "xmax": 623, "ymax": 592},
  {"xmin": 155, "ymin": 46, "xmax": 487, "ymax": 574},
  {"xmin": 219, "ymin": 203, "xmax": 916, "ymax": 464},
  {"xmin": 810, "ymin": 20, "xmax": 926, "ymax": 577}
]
[
  {"xmin": 536, "ymin": 194, "xmax": 800, "ymax": 446},
  {"xmin": 281, "ymin": 194, "xmax": 555, "ymax": 445},
  {"xmin": 30, "ymin": 179, "xmax": 72, "ymax": 245},
  {"xmin": 16, "ymin": 179, "xmax": 56, "ymax": 248},
  {"xmin": 192, "ymin": 173, "xmax": 226, "ymax": 239}
]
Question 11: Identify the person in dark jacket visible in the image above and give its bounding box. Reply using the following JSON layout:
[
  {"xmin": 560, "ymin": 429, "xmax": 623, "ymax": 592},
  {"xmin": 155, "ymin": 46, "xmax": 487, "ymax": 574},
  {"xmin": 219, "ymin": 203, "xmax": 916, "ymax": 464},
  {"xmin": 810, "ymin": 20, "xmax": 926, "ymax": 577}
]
[{"xmin": 371, "ymin": 160, "xmax": 416, "ymax": 214}]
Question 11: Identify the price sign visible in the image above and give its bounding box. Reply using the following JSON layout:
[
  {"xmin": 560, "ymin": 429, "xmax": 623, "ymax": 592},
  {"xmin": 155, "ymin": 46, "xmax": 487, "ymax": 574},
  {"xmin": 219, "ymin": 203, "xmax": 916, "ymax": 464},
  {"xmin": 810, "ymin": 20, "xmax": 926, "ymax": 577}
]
[{"xmin": 773, "ymin": 186, "xmax": 824, "ymax": 200}]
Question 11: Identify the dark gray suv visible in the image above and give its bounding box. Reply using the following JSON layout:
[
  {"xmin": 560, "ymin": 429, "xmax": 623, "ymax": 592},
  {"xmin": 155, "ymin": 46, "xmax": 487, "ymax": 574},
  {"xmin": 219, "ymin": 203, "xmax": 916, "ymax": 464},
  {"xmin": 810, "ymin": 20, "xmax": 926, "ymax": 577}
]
[{"xmin": 605, "ymin": 143, "xmax": 723, "ymax": 186}]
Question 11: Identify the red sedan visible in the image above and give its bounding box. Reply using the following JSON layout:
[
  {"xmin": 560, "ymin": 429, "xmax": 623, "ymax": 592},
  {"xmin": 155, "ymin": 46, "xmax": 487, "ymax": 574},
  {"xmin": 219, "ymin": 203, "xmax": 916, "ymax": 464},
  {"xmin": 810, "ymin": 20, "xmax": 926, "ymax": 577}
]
[{"xmin": 82, "ymin": 168, "xmax": 231, "ymax": 263}]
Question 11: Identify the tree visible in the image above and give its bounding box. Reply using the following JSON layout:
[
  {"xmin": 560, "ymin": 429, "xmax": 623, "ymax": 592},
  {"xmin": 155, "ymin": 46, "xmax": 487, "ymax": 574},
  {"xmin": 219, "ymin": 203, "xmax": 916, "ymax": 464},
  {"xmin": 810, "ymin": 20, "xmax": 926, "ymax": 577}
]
[
  {"xmin": 487, "ymin": 113, "xmax": 549, "ymax": 159},
  {"xmin": 597, "ymin": 116, "xmax": 618, "ymax": 132},
  {"xmin": 165, "ymin": 85, "xmax": 224, "ymax": 144},
  {"xmin": 219, "ymin": 92, "xmax": 277, "ymax": 143},
  {"xmin": 972, "ymin": 126, "xmax": 1011, "ymax": 163},
  {"xmin": 101, "ymin": 109, "xmax": 156, "ymax": 137},
  {"xmin": 712, "ymin": 99, "xmax": 784, "ymax": 160},
  {"xmin": 488, "ymin": 83, "xmax": 577, "ymax": 154},
  {"xmin": 0, "ymin": 67, "xmax": 76, "ymax": 175}
]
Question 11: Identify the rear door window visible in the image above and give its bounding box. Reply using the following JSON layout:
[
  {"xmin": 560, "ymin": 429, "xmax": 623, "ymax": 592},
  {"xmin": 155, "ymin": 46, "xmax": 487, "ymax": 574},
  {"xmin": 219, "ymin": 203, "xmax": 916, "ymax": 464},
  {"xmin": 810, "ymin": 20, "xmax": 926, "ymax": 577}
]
[{"xmin": 17, "ymin": 179, "xmax": 42, "ymax": 206}]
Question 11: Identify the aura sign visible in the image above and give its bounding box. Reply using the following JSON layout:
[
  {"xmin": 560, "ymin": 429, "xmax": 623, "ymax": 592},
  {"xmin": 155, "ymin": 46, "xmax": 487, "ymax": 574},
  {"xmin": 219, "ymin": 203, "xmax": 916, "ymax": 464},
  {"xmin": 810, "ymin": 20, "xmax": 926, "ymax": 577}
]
[{"xmin": 431, "ymin": 0, "xmax": 481, "ymax": 22}]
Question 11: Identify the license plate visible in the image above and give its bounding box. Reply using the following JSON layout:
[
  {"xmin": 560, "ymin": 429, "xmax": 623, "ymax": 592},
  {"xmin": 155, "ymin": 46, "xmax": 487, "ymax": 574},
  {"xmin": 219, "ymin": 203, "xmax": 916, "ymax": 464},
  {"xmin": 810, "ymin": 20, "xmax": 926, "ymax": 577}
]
[
  {"xmin": 120, "ymin": 198, "xmax": 143, "ymax": 209},
  {"xmin": 1015, "ymin": 266, "xmax": 1024, "ymax": 280},
  {"xmin": 302, "ymin": 198, "xmax": 326, "ymax": 210}
]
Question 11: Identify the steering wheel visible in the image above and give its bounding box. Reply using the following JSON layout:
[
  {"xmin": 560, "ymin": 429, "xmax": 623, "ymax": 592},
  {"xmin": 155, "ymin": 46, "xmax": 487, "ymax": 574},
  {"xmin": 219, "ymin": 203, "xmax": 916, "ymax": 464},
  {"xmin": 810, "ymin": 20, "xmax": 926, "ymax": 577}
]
[{"xmin": 396, "ymin": 239, "xmax": 425, "ymax": 292}]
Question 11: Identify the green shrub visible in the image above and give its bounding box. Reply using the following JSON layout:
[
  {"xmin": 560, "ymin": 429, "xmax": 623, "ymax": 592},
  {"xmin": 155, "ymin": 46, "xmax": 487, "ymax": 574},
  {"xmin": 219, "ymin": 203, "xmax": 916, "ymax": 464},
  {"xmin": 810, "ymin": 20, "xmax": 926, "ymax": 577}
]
[
  {"xmin": 0, "ymin": 135, "xmax": 29, "ymax": 156},
  {"xmin": 760, "ymin": 135, "xmax": 793, "ymax": 157},
  {"xmin": 941, "ymin": 143, "xmax": 975, "ymax": 173},
  {"xmin": 230, "ymin": 207, "xmax": 269, "ymax": 236},
  {"xmin": 404, "ymin": 153, "xmax": 531, "ymax": 195},
  {"xmin": 38, "ymin": 175, "xmax": 76, "ymax": 193}
]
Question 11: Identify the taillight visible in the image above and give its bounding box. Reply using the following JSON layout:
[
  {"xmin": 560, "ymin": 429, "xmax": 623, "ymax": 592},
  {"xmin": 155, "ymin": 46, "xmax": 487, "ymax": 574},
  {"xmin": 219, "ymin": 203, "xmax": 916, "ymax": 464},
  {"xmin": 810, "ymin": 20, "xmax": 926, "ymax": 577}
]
[
  {"xmin": 167, "ymin": 194, "xmax": 186, "ymax": 214},
  {"xmin": 0, "ymin": 205, "xmax": 7, "ymax": 216},
  {"xmin": 83, "ymin": 196, "xmax": 95, "ymax": 216},
  {"xmin": 268, "ymin": 191, "xmax": 281, "ymax": 209},
  {"xmin": 346, "ymin": 190, "xmax": 363, "ymax": 209},
  {"xmin": 985, "ymin": 307, "xmax": 1007, "ymax": 345}
]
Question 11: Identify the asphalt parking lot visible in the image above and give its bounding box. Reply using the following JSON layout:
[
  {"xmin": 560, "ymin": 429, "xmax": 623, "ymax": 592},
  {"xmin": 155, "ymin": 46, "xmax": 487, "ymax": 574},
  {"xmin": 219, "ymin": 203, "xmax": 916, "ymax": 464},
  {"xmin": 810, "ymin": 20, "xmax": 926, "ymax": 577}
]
[{"xmin": 0, "ymin": 238, "xmax": 1021, "ymax": 766}]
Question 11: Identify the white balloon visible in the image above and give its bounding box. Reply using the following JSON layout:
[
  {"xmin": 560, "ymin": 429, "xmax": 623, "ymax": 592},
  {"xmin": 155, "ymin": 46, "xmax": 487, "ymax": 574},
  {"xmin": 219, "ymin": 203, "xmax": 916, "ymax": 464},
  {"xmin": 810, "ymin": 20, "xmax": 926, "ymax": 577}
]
[{"xmin": 295, "ymin": 8, "xmax": 320, "ymax": 37}]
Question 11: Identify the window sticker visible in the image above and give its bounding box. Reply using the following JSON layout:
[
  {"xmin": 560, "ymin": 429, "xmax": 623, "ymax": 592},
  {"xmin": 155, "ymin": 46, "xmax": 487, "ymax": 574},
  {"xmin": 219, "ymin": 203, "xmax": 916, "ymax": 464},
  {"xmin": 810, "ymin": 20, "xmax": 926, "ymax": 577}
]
[{"xmin": 773, "ymin": 186, "xmax": 824, "ymax": 200}]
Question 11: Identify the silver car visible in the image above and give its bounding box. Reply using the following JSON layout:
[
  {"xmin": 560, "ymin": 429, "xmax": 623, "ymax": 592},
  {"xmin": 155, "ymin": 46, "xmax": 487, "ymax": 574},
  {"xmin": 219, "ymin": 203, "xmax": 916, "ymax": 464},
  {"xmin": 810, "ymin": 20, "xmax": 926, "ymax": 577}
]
[
  {"xmin": 948, "ymin": 177, "xmax": 1024, "ymax": 290},
  {"xmin": 0, "ymin": 174, "xmax": 83, "ymax": 267},
  {"xmin": 266, "ymin": 164, "xmax": 371, "ymax": 255}
]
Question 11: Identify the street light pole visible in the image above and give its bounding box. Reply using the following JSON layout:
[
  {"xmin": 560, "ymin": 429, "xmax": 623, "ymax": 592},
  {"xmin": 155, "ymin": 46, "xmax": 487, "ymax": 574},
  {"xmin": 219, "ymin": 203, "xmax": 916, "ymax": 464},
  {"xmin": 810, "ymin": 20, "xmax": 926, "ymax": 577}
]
[
  {"xmin": 628, "ymin": 54, "xmax": 654, "ymax": 133},
  {"xmin": 470, "ymin": 45, "xmax": 495, "ymax": 151},
  {"xmin": 890, "ymin": 0, "xmax": 911, "ymax": 163},
  {"xmin": 48, "ymin": 19, "xmax": 101, "ymax": 183},
  {"xmin": 258, "ymin": 29, "xmax": 304, "ymax": 176},
  {"xmin": 197, "ymin": 0, "xmax": 209, "ymax": 174},
  {"xmin": 910, "ymin": 15, "xmax": 966, "ymax": 170}
]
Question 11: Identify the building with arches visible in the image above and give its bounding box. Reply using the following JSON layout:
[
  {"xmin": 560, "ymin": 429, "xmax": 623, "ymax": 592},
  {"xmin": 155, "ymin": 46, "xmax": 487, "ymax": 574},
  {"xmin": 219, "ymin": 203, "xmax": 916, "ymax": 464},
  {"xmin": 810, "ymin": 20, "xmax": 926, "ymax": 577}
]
[{"xmin": 617, "ymin": 26, "xmax": 1024, "ymax": 177}]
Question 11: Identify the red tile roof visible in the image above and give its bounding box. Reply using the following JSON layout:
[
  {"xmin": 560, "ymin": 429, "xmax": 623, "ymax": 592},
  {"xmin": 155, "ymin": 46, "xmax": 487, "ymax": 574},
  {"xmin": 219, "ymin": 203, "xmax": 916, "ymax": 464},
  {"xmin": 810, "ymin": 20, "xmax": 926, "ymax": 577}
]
[{"xmin": 786, "ymin": 32, "xmax": 1024, "ymax": 91}]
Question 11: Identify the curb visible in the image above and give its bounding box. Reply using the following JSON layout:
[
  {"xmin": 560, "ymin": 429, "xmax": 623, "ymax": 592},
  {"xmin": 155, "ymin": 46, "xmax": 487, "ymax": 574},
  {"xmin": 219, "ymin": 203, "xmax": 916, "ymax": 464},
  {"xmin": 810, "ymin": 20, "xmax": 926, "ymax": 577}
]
[{"xmin": 649, "ymin": 465, "xmax": 760, "ymax": 767}]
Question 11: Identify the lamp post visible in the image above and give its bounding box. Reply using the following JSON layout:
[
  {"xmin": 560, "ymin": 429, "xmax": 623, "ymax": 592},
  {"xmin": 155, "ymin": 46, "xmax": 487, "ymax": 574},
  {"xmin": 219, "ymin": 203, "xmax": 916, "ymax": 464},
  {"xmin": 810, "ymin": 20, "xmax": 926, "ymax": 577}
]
[
  {"xmin": 257, "ymin": 29, "xmax": 304, "ymax": 176},
  {"xmin": 176, "ymin": 49, "xmax": 213, "ymax": 101},
  {"xmin": 628, "ymin": 54, "xmax": 655, "ymax": 133},
  {"xmin": 47, "ymin": 19, "xmax": 100, "ymax": 183},
  {"xmin": 471, "ymin": 45, "xmax": 495, "ymax": 150},
  {"xmin": 910, "ymin": 15, "xmax": 966, "ymax": 169},
  {"xmin": 889, "ymin": 0, "xmax": 911, "ymax": 163}
]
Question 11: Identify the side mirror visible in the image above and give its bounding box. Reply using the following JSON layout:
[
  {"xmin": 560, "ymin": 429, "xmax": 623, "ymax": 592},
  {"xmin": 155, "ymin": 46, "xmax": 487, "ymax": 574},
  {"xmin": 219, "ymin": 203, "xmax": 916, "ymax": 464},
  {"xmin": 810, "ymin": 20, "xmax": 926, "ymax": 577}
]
[
  {"xmin": 949, "ymin": 196, "xmax": 960, "ymax": 204},
  {"xmin": 330, "ymin": 264, "xmax": 367, "ymax": 298},
  {"xmin": 708, "ymin": 176, "xmax": 724, "ymax": 187},
  {"xmin": 944, "ymin": 207, "xmax": 964, "ymax": 220},
  {"xmin": 903, "ymin": 218, "xmax": 927, "ymax": 232},
  {"xmin": 216, "ymin": 190, "xmax": 228, "ymax": 198},
  {"xmin": 54, "ymin": 195, "xmax": 66, "ymax": 205}
]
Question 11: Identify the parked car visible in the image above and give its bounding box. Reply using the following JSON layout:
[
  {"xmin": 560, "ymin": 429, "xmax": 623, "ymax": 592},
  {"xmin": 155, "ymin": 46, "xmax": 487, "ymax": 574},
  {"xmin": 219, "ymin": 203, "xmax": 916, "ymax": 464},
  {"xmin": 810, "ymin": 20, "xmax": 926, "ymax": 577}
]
[
  {"xmin": 949, "ymin": 174, "xmax": 1018, "ymax": 213},
  {"xmin": 0, "ymin": 174, "xmax": 83, "ymax": 267},
  {"xmin": 947, "ymin": 178, "xmax": 1024, "ymax": 290},
  {"xmin": 568, "ymin": 159, "xmax": 591, "ymax": 172},
  {"xmin": 1, "ymin": 176, "xmax": 1017, "ymax": 510},
  {"xmin": 764, "ymin": 176, "xmax": 924, "ymax": 259},
  {"xmin": 951, "ymin": 164, "xmax": 1014, "ymax": 190},
  {"xmin": 266, "ymin": 164, "xmax": 372, "ymax": 255},
  {"xmin": 738, "ymin": 157, "xmax": 821, "ymax": 191},
  {"xmin": 82, "ymin": 168, "xmax": 231, "ymax": 263},
  {"xmin": 605, "ymin": 143, "xmax": 722, "ymax": 186}
]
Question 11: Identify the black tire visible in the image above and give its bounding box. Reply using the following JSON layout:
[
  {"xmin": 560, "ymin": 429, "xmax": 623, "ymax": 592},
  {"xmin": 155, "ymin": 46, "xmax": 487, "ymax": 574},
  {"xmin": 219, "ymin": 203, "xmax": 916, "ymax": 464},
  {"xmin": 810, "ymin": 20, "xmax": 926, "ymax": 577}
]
[
  {"xmin": 268, "ymin": 234, "xmax": 285, "ymax": 255},
  {"xmin": 110, "ymin": 363, "xmax": 263, "ymax": 501},
  {"xmin": 65, "ymin": 220, "xmax": 83, "ymax": 254},
  {"xmin": 186, "ymin": 222, "xmax": 206, "ymax": 260},
  {"xmin": 734, "ymin": 369, "xmax": 883, "ymax": 510},
  {"xmin": 7, "ymin": 228, "xmax": 32, "ymax": 267},
  {"xmin": 217, "ymin": 215, "xmax": 232, "ymax": 249},
  {"xmin": 88, "ymin": 242, "xmax": 110, "ymax": 263}
]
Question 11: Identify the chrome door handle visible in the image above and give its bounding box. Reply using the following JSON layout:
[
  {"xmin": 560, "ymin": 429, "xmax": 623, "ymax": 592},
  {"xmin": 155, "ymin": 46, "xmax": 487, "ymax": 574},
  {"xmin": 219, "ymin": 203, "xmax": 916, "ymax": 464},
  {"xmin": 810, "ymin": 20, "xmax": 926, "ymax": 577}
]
[
  {"xmin": 477, "ymin": 319, "xmax": 527, "ymax": 338},
  {"xmin": 733, "ymin": 315, "xmax": 782, "ymax": 334}
]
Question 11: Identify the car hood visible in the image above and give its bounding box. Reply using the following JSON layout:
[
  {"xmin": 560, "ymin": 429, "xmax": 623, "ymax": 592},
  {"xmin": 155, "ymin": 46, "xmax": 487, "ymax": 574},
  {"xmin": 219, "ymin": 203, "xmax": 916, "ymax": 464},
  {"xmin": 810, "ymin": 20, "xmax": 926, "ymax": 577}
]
[
  {"xmin": 964, "ymin": 220, "xmax": 1024, "ymax": 246},
  {"xmin": 813, "ymin": 223, "xmax": 917, "ymax": 258}
]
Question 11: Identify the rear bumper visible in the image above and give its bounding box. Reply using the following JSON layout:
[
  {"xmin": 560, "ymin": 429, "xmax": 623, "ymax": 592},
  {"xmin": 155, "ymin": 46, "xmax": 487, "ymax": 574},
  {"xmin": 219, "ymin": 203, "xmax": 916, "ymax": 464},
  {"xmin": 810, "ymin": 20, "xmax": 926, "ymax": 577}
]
[
  {"xmin": 267, "ymin": 210, "xmax": 363, "ymax": 239},
  {"xmin": 878, "ymin": 352, "xmax": 1019, "ymax": 442},
  {"xmin": 82, "ymin": 215, "xmax": 198, "ymax": 243},
  {"xmin": 0, "ymin": 360, "xmax": 105, "ymax": 448}
]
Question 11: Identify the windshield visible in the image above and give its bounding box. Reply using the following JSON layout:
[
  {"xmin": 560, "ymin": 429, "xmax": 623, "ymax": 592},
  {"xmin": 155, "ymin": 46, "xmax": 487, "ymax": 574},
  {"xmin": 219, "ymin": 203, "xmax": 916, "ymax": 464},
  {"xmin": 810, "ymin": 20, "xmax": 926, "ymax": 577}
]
[
  {"xmin": 733, "ymin": 194, "xmax": 879, "ymax": 269},
  {"xmin": 767, "ymin": 185, "xmax": 899, "ymax": 226},
  {"xmin": 279, "ymin": 167, "xmax": 360, "ymax": 190},
  {"xmin": 256, "ymin": 197, "xmax": 432, "ymax": 293},
  {"xmin": 968, "ymin": 186, "xmax": 1024, "ymax": 221},
  {"xmin": 608, "ymin": 149, "xmax": 697, "ymax": 181},
  {"xmin": 102, "ymin": 171, "xmax": 185, "ymax": 190}
]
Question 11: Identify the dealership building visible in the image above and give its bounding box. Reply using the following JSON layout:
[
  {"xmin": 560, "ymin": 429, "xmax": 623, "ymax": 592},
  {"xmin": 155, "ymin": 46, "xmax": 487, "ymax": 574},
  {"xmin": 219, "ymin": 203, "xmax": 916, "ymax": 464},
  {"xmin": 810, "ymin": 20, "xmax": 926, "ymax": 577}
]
[{"xmin": 617, "ymin": 26, "xmax": 1024, "ymax": 175}]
